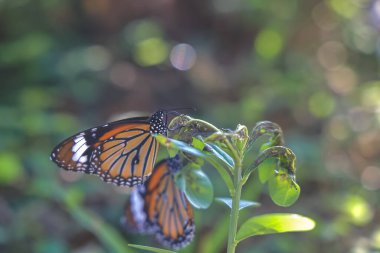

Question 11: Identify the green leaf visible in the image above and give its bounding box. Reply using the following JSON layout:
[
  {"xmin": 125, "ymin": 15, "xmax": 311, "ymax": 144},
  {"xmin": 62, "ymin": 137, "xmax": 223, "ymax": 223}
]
[
  {"xmin": 203, "ymin": 155, "xmax": 234, "ymax": 194},
  {"xmin": 183, "ymin": 169, "xmax": 213, "ymax": 209},
  {"xmin": 175, "ymin": 171, "xmax": 186, "ymax": 192},
  {"xmin": 205, "ymin": 143, "xmax": 234, "ymax": 169},
  {"xmin": 257, "ymin": 158, "xmax": 276, "ymax": 183},
  {"xmin": 236, "ymin": 213, "xmax": 315, "ymax": 242},
  {"xmin": 268, "ymin": 172, "xmax": 300, "ymax": 207},
  {"xmin": 155, "ymin": 135, "xmax": 205, "ymax": 158},
  {"xmin": 192, "ymin": 137, "xmax": 205, "ymax": 150},
  {"xmin": 128, "ymin": 244, "xmax": 176, "ymax": 253},
  {"xmin": 260, "ymin": 141, "xmax": 275, "ymax": 152},
  {"xmin": 216, "ymin": 197, "xmax": 261, "ymax": 210}
]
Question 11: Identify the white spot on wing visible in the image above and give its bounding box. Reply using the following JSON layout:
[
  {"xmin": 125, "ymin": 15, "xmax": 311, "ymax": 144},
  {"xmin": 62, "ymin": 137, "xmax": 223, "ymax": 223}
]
[
  {"xmin": 72, "ymin": 137, "xmax": 86, "ymax": 152},
  {"xmin": 79, "ymin": 156, "xmax": 87, "ymax": 163},
  {"xmin": 131, "ymin": 189, "xmax": 146, "ymax": 226},
  {"xmin": 73, "ymin": 144, "xmax": 89, "ymax": 161}
]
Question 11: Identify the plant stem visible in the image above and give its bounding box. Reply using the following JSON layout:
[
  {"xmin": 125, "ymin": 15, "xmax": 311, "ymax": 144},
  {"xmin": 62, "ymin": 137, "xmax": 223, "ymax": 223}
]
[{"xmin": 227, "ymin": 158, "xmax": 243, "ymax": 253}]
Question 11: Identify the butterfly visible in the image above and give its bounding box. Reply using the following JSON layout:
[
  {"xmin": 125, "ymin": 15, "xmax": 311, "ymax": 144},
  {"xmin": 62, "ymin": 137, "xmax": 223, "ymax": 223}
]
[
  {"xmin": 50, "ymin": 110, "xmax": 167, "ymax": 187},
  {"xmin": 121, "ymin": 155, "xmax": 195, "ymax": 250}
]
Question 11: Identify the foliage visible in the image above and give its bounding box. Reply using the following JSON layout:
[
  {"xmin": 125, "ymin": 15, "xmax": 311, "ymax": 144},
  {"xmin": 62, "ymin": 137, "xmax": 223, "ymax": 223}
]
[
  {"xmin": 1, "ymin": 0, "xmax": 380, "ymax": 252},
  {"xmin": 153, "ymin": 114, "xmax": 313, "ymax": 252}
]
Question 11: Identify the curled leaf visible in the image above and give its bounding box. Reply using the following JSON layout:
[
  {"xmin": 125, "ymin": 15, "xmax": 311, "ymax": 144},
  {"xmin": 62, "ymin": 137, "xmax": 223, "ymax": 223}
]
[
  {"xmin": 168, "ymin": 114, "xmax": 193, "ymax": 136},
  {"xmin": 244, "ymin": 146, "xmax": 296, "ymax": 181},
  {"xmin": 170, "ymin": 118, "xmax": 220, "ymax": 143},
  {"xmin": 268, "ymin": 171, "xmax": 300, "ymax": 207},
  {"xmin": 248, "ymin": 121, "xmax": 284, "ymax": 152},
  {"xmin": 234, "ymin": 124, "xmax": 249, "ymax": 151}
]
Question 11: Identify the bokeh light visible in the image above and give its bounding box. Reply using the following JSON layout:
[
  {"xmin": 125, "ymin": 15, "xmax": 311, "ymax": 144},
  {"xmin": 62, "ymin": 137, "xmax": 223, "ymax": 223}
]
[
  {"xmin": 83, "ymin": 45, "xmax": 111, "ymax": 71},
  {"xmin": 308, "ymin": 92, "xmax": 336, "ymax": 118},
  {"xmin": 361, "ymin": 166, "xmax": 380, "ymax": 190},
  {"xmin": 326, "ymin": 66, "xmax": 357, "ymax": 95},
  {"xmin": 254, "ymin": 28, "xmax": 283, "ymax": 60},
  {"xmin": 170, "ymin": 43, "xmax": 196, "ymax": 71},
  {"xmin": 134, "ymin": 38, "xmax": 169, "ymax": 66},
  {"xmin": 317, "ymin": 41, "xmax": 347, "ymax": 70},
  {"xmin": 347, "ymin": 107, "xmax": 372, "ymax": 132},
  {"xmin": 343, "ymin": 195, "xmax": 373, "ymax": 226},
  {"xmin": 109, "ymin": 62, "xmax": 137, "ymax": 89},
  {"xmin": 328, "ymin": 0, "xmax": 361, "ymax": 19},
  {"xmin": 328, "ymin": 116, "xmax": 349, "ymax": 141}
]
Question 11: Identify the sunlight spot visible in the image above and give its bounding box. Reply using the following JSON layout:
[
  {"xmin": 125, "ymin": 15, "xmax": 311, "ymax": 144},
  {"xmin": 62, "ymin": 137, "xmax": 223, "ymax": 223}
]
[
  {"xmin": 343, "ymin": 195, "xmax": 373, "ymax": 225},
  {"xmin": 328, "ymin": 116, "xmax": 349, "ymax": 140},
  {"xmin": 317, "ymin": 41, "xmax": 347, "ymax": 70},
  {"xmin": 134, "ymin": 38, "xmax": 169, "ymax": 66},
  {"xmin": 361, "ymin": 82, "xmax": 380, "ymax": 108},
  {"xmin": 170, "ymin": 43, "xmax": 196, "ymax": 71},
  {"xmin": 83, "ymin": 45, "xmax": 111, "ymax": 71},
  {"xmin": 356, "ymin": 131, "xmax": 380, "ymax": 158},
  {"xmin": 327, "ymin": 0, "xmax": 361, "ymax": 19},
  {"xmin": 372, "ymin": 228, "xmax": 380, "ymax": 249},
  {"xmin": 308, "ymin": 92, "xmax": 336, "ymax": 118},
  {"xmin": 110, "ymin": 62, "xmax": 137, "ymax": 89},
  {"xmin": 347, "ymin": 107, "xmax": 372, "ymax": 132},
  {"xmin": 255, "ymin": 29, "xmax": 283, "ymax": 60},
  {"xmin": 370, "ymin": 0, "xmax": 380, "ymax": 27},
  {"xmin": 361, "ymin": 166, "xmax": 380, "ymax": 190},
  {"xmin": 326, "ymin": 66, "xmax": 357, "ymax": 95}
]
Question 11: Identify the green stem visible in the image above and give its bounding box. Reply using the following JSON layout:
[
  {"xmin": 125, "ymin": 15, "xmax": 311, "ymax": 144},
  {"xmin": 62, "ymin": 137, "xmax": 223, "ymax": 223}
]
[
  {"xmin": 227, "ymin": 158, "xmax": 243, "ymax": 253},
  {"xmin": 223, "ymin": 137, "xmax": 241, "ymax": 163}
]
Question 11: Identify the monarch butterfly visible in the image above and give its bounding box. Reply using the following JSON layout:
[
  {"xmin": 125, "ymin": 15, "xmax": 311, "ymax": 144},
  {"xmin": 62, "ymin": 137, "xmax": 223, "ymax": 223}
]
[
  {"xmin": 50, "ymin": 110, "xmax": 167, "ymax": 187},
  {"xmin": 122, "ymin": 155, "xmax": 195, "ymax": 250}
]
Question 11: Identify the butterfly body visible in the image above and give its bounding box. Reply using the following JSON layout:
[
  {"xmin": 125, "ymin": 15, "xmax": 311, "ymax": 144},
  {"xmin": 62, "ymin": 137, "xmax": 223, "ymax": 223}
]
[{"xmin": 50, "ymin": 111, "xmax": 166, "ymax": 187}]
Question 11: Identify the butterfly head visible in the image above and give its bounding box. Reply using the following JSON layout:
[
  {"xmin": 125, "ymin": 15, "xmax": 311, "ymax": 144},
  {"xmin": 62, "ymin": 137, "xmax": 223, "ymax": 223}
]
[
  {"xmin": 149, "ymin": 110, "xmax": 167, "ymax": 135},
  {"xmin": 167, "ymin": 155, "xmax": 182, "ymax": 174}
]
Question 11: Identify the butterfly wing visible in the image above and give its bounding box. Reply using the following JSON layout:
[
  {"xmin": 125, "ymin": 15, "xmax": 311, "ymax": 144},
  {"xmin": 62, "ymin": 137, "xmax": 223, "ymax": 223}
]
[
  {"xmin": 121, "ymin": 186, "xmax": 154, "ymax": 234},
  {"xmin": 124, "ymin": 157, "xmax": 195, "ymax": 250},
  {"xmin": 149, "ymin": 162, "xmax": 194, "ymax": 250},
  {"xmin": 90, "ymin": 123, "xmax": 159, "ymax": 186},
  {"xmin": 50, "ymin": 114, "xmax": 162, "ymax": 186}
]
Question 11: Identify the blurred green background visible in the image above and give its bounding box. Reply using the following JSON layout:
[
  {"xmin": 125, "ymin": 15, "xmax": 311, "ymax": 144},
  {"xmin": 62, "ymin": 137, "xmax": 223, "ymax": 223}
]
[{"xmin": 1, "ymin": 0, "xmax": 380, "ymax": 252}]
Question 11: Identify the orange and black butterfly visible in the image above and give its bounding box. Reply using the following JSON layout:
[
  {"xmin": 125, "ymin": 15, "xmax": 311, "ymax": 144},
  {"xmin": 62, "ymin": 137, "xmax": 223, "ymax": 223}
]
[
  {"xmin": 50, "ymin": 110, "xmax": 167, "ymax": 186},
  {"xmin": 122, "ymin": 155, "xmax": 195, "ymax": 250}
]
